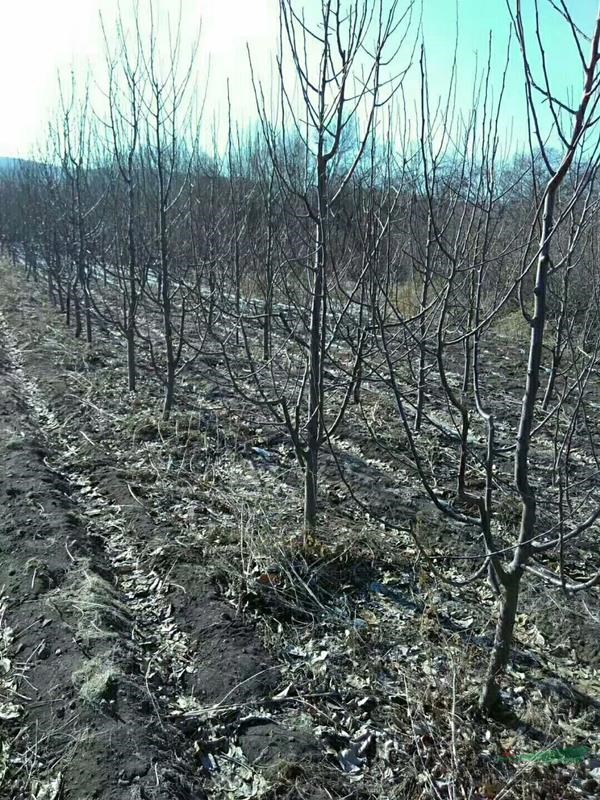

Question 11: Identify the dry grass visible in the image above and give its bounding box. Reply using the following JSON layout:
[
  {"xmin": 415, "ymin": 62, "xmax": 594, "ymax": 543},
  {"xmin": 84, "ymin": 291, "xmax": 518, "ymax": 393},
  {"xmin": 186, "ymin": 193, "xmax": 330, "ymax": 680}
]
[
  {"xmin": 493, "ymin": 308, "xmax": 531, "ymax": 341},
  {"xmin": 51, "ymin": 567, "xmax": 133, "ymax": 647},
  {"xmin": 72, "ymin": 657, "xmax": 120, "ymax": 707},
  {"xmin": 2, "ymin": 261, "xmax": 600, "ymax": 799}
]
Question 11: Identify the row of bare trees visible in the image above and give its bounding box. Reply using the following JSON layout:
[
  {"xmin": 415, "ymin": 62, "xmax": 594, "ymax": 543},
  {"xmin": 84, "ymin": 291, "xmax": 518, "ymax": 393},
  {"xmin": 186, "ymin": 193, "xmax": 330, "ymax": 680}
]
[{"xmin": 2, "ymin": 0, "xmax": 600, "ymax": 713}]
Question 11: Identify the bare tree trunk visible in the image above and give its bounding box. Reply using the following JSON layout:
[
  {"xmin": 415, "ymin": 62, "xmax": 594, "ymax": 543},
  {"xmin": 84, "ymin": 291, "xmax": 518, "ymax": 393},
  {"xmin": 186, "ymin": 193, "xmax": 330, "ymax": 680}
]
[
  {"xmin": 542, "ymin": 259, "xmax": 572, "ymax": 410},
  {"xmin": 126, "ymin": 174, "xmax": 138, "ymax": 391},
  {"xmin": 303, "ymin": 155, "xmax": 327, "ymax": 538},
  {"xmin": 73, "ymin": 282, "xmax": 82, "ymax": 338},
  {"xmin": 85, "ymin": 284, "xmax": 93, "ymax": 344},
  {"xmin": 480, "ymin": 572, "xmax": 520, "ymax": 710},
  {"xmin": 126, "ymin": 326, "xmax": 136, "ymax": 392},
  {"xmin": 66, "ymin": 282, "xmax": 71, "ymax": 327},
  {"xmin": 304, "ymin": 446, "xmax": 319, "ymax": 537},
  {"xmin": 415, "ymin": 216, "xmax": 433, "ymax": 431},
  {"xmin": 160, "ymin": 203, "xmax": 175, "ymax": 420},
  {"xmin": 263, "ymin": 282, "xmax": 273, "ymax": 362},
  {"xmin": 262, "ymin": 178, "xmax": 275, "ymax": 362},
  {"xmin": 47, "ymin": 268, "xmax": 55, "ymax": 304}
]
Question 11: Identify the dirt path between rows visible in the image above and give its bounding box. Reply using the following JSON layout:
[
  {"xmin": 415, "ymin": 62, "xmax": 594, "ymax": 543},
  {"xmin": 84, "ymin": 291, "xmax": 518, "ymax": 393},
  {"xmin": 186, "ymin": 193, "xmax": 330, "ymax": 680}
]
[
  {"xmin": 0, "ymin": 294, "xmax": 327, "ymax": 798},
  {"xmin": 0, "ymin": 332, "xmax": 213, "ymax": 799}
]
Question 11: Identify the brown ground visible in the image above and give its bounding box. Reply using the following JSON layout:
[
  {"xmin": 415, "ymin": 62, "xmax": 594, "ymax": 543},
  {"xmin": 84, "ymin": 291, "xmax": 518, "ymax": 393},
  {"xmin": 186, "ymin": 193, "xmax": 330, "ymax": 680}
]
[
  {"xmin": 0, "ymin": 275, "xmax": 329, "ymax": 799},
  {"xmin": 1, "ymin": 262, "xmax": 599, "ymax": 799}
]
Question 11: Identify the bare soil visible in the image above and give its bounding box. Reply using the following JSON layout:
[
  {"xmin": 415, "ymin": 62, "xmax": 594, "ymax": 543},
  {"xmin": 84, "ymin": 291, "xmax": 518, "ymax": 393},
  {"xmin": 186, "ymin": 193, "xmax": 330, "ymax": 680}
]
[
  {"xmin": 0, "ymin": 276, "xmax": 328, "ymax": 799},
  {"xmin": 0, "ymin": 337, "xmax": 216, "ymax": 799}
]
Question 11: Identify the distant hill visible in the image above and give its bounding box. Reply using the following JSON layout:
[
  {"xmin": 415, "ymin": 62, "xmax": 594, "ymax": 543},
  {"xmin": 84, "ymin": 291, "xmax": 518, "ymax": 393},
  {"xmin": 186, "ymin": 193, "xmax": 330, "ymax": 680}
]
[{"xmin": 0, "ymin": 156, "xmax": 46, "ymax": 174}]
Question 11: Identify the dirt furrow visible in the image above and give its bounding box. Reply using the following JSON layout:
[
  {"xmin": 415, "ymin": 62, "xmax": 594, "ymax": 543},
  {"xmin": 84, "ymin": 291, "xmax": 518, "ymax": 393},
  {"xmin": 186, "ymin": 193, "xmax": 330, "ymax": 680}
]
[
  {"xmin": 0, "ymin": 291, "xmax": 329, "ymax": 800},
  {"xmin": 0, "ymin": 319, "xmax": 212, "ymax": 798}
]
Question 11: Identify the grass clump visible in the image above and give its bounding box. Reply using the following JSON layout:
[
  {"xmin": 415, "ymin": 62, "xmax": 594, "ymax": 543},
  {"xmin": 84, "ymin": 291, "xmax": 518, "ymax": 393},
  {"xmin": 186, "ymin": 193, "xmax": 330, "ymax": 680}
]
[
  {"xmin": 494, "ymin": 308, "xmax": 530, "ymax": 341},
  {"xmin": 52, "ymin": 568, "xmax": 133, "ymax": 647},
  {"xmin": 72, "ymin": 656, "xmax": 119, "ymax": 707}
]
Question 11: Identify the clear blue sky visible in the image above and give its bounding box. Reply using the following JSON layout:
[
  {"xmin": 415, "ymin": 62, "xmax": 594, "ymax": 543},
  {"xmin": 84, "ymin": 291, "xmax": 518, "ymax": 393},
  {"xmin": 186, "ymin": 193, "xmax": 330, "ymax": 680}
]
[
  {"xmin": 0, "ymin": 0, "xmax": 597, "ymax": 158},
  {"xmin": 418, "ymin": 0, "xmax": 599, "ymax": 152}
]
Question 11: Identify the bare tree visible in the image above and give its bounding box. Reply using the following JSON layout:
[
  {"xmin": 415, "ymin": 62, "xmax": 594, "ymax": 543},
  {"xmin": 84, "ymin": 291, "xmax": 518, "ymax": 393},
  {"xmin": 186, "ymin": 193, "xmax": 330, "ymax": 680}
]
[
  {"xmin": 230, "ymin": 0, "xmax": 414, "ymax": 537},
  {"xmin": 136, "ymin": 2, "xmax": 200, "ymax": 419},
  {"xmin": 482, "ymin": 0, "xmax": 600, "ymax": 710},
  {"xmin": 54, "ymin": 77, "xmax": 100, "ymax": 344},
  {"xmin": 359, "ymin": 2, "xmax": 600, "ymax": 712},
  {"xmin": 100, "ymin": 10, "xmax": 146, "ymax": 391}
]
